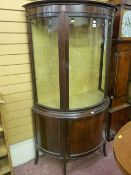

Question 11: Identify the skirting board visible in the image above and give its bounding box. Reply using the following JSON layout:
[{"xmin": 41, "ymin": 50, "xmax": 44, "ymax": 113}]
[{"xmin": 10, "ymin": 138, "xmax": 35, "ymax": 167}]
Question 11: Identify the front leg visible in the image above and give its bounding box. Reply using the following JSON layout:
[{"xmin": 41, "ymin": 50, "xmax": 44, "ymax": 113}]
[{"xmin": 34, "ymin": 147, "xmax": 39, "ymax": 165}]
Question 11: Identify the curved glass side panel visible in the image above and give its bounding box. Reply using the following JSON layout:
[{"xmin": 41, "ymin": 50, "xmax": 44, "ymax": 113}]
[
  {"xmin": 31, "ymin": 17, "xmax": 60, "ymax": 108},
  {"xmin": 69, "ymin": 17, "xmax": 109, "ymax": 109}
]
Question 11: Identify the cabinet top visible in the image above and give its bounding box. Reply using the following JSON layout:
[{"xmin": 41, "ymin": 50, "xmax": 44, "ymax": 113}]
[{"xmin": 23, "ymin": 0, "xmax": 115, "ymax": 9}]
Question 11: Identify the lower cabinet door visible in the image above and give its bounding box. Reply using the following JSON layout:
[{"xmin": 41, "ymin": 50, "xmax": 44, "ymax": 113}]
[
  {"xmin": 67, "ymin": 112, "xmax": 105, "ymax": 157},
  {"xmin": 35, "ymin": 113, "xmax": 64, "ymax": 156}
]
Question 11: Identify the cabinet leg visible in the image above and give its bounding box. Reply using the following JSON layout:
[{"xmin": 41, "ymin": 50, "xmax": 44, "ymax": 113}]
[
  {"xmin": 103, "ymin": 141, "xmax": 107, "ymax": 157},
  {"xmin": 63, "ymin": 158, "xmax": 67, "ymax": 175},
  {"xmin": 34, "ymin": 149, "xmax": 39, "ymax": 165}
]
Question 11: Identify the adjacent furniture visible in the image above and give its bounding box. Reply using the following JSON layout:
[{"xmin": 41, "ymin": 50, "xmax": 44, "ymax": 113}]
[
  {"xmin": 24, "ymin": 1, "xmax": 116, "ymax": 174},
  {"xmin": 107, "ymin": 0, "xmax": 131, "ymax": 140},
  {"xmin": 0, "ymin": 94, "xmax": 13, "ymax": 175},
  {"xmin": 113, "ymin": 121, "xmax": 131, "ymax": 175},
  {"xmin": 127, "ymin": 67, "xmax": 131, "ymax": 104}
]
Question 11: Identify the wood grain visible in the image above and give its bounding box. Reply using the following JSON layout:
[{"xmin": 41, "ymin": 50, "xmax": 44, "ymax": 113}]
[{"xmin": 114, "ymin": 121, "xmax": 131, "ymax": 175}]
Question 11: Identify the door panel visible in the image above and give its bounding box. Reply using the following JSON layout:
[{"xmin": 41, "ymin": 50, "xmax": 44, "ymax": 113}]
[{"xmin": 114, "ymin": 52, "xmax": 131, "ymax": 97}]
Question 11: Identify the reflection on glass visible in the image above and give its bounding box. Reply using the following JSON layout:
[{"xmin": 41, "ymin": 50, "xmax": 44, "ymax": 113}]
[
  {"xmin": 31, "ymin": 17, "xmax": 60, "ymax": 108},
  {"xmin": 69, "ymin": 17, "xmax": 108, "ymax": 109}
]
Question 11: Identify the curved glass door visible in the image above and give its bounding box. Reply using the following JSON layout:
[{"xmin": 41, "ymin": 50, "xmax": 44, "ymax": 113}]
[
  {"xmin": 31, "ymin": 17, "xmax": 60, "ymax": 109},
  {"xmin": 69, "ymin": 16, "xmax": 109, "ymax": 109}
]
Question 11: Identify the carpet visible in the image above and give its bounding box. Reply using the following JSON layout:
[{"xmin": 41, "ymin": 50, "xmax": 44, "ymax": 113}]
[{"xmin": 14, "ymin": 141, "xmax": 122, "ymax": 175}]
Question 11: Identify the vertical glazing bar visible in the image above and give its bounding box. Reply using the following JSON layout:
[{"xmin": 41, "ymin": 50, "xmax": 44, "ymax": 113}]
[
  {"xmin": 105, "ymin": 19, "xmax": 114, "ymax": 97},
  {"xmin": 58, "ymin": 12, "xmax": 69, "ymax": 110},
  {"xmin": 98, "ymin": 19, "xmax": 105, "ymax": 91},
  {"xmin": 28, "ymin": 17, "xmax": 38, "ymax": 104}
]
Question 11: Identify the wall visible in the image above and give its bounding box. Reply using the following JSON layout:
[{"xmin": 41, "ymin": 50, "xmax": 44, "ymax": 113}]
[{"xmin": 0, "ymin": 0, "xmax": 34, "ymax": 145}]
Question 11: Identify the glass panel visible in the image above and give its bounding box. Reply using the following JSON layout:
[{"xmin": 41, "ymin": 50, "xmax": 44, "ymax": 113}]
[
  {"xmin": 69, "ymin": 17, "xmax": 109, "ymax": 109},
  {"xmin": 121, "ymin": 9, "xmax": 131, "ymax": 37},
  {"xmin": 31, "ymin": 17, "xmax": 60, "ymax": 108}
]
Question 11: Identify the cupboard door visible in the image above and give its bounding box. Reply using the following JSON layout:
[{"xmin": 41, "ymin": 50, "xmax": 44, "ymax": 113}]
[
  {"xmin": 114, "ymin": 52, "xmax": 131, "ymax": 97},
  {"xmin": 109, "ymin": 106, "xmax": 130, "ymax": 134},
  {"xmin": 35, "ymin": 114, "xmax": 64, "ymax": 155},
  {"xmin": 67, "ymin": 112, "xmax": 105, "ymax": 156}
]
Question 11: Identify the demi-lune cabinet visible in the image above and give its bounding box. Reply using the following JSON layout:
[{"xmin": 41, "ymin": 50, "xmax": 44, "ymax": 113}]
[{"xmin": 24, "ymin": 1, "xmax": 115, "ymax": 174}]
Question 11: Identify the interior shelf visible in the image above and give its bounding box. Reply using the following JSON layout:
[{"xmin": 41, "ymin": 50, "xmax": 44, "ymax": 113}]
[
  {"xmin": 69, "ymin": 90, "xmax": 104, "ymax": 109},
  {"xmin": 42, "ymin": 90, "xmax": 104, "ymax": 109},
  {"xmin": 0, "ymin": 158, "xmax": 11, "ymax": 175}
]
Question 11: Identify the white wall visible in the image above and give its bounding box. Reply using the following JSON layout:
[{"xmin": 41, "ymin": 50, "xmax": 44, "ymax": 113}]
[{"xmin": 10, "ymin": 138, "xmax": 35, "ymax": 167}]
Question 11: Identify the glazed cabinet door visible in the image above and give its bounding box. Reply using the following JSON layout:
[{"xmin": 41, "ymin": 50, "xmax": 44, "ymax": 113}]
[
  {"xmin": 114, "ymin": 52, "xmax": 131, "ymax": 97},
  {"xmin": 68, "ymin": 15, "xmax": 110, "ymax": 110},
  {"xmin": 30, "ymin": 15, "xmax": 60, "ymax": 109}
]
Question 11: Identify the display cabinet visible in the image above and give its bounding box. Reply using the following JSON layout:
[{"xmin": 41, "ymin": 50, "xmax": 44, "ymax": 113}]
[
  {"xmin": 108, "ymin": 0, "xmax": 131, "ymax": 140},
  {"xmin": 24, "ymin": 1, "xmax": 116, "ymax": 174}
]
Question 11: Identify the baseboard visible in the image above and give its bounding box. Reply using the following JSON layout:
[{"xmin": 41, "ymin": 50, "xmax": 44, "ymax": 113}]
[{"xmin": 10, "ymin": 138, "xmax": 35, "ymax": 167}]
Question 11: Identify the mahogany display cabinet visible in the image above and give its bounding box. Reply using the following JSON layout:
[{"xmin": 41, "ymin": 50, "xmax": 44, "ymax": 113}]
[
  {"xmin": 108, "ymin": 0, "xmax": 131, "ymax": 140},
  {"xmin": 24, "ymin": 1, "xmax": 116, "ymax": 174}
]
